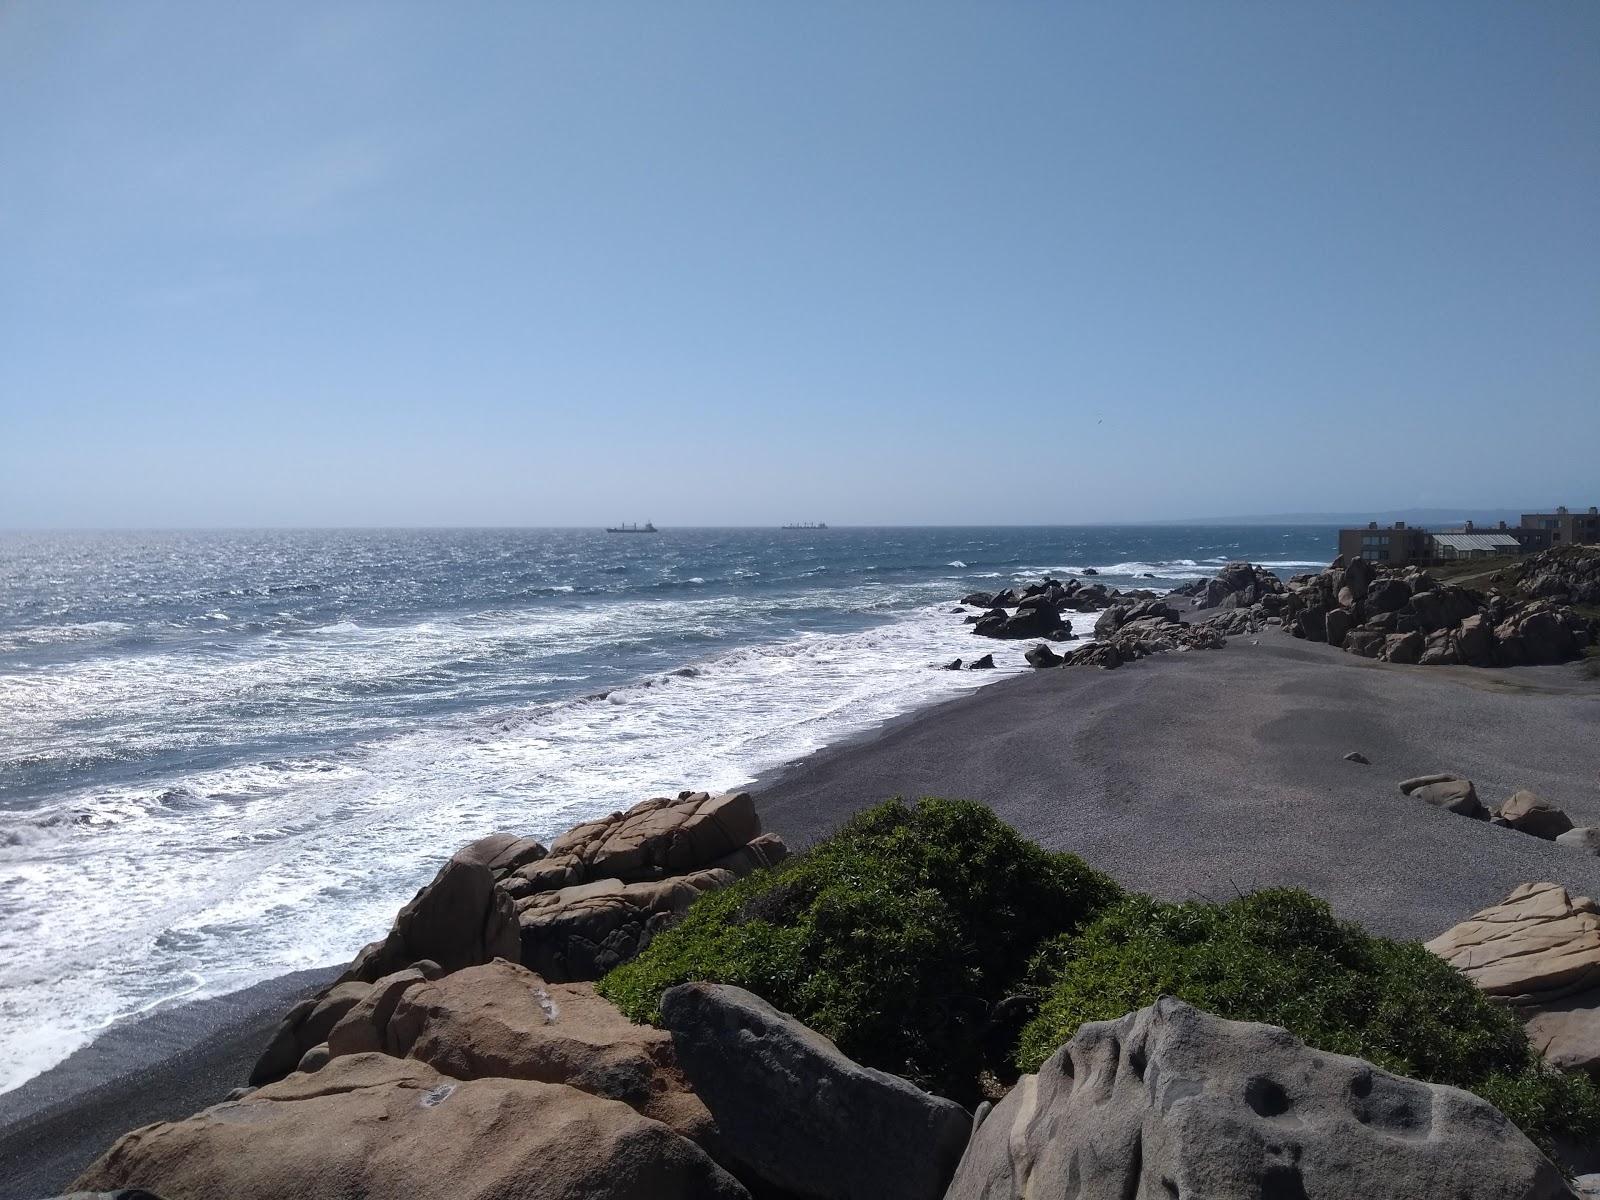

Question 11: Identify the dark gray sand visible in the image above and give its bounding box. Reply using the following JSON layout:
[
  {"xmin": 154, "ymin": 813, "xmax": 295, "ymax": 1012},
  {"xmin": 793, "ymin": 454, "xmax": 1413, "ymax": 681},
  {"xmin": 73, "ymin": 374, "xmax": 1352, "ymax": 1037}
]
[
  {"xmin": 4, "ymin": 635, "xmax": 1597, "ymax": 1195},
  {"xmin": 758, "ymin": 632, "xmax": 1600, "ymax": 940}
]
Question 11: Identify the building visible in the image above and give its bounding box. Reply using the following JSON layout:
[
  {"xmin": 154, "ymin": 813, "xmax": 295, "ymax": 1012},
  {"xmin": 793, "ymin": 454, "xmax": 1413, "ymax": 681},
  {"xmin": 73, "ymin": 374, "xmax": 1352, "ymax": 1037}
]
[
  {"xmin": 1337, "ymin": 522, "xmax": 1432, "ymax": 565},
  {"xmin": 1430, "ymin": 531, "xmax": 1522, "ymax": 560},
  {"xmin": 1521, "ymin": 506, "xmax": 1600, "ymax": 548},
  {"xmin": 1335, "ymin": 508, "xmax": 1598, "ymax": 566}
]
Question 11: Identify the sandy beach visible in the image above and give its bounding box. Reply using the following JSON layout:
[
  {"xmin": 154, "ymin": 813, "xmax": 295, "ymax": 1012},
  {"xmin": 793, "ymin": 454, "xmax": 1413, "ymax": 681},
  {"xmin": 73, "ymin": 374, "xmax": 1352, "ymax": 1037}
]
[{"xmin": 4, "ymin": 632, "xmax": 1598, "ymax": 1196}]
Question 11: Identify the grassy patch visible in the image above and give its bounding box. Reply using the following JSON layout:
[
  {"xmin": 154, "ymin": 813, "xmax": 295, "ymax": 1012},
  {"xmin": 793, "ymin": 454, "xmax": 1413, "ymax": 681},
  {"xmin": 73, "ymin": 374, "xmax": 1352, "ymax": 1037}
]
[
  {"xmin": 1016, "ymin": 890, "xmax": 1600, "ymax": 1152},
  {"xmin": 596, "ymin": 797, "xmax": 1121, "ymax": 1100}
]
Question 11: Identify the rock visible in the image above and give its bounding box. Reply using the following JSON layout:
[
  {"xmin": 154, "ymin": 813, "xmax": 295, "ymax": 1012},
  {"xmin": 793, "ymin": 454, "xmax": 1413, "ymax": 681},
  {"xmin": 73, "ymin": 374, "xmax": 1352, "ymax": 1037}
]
[
  {"xmin": 943, "ymin": 997, "xmax": 1569, "ymax": 1200},
  {"xmin": 660, "ymin": 982, "xmax": 971, "ymax": 1200},
  {"xmin": 1381, "ymin": 629, "xmax": 1424, "ymax": 664},
  {"xmin": 342, "ymin": 851, "xmax": 520, "ymax": 985},
  {"xmin": 1559, "ymin": 828, "xmax": 1600, "ymax": 855},
  {"xmin": 454, "ymin": 832, "xmax": 549, "ymax": 876},
  {"xmin": 386, "ymin": 959, "xmax": 712, "ymax": 1140},
  {"xmin": 250, "ymin": 980, "xmax": 372, "ymax": 1087},
  {"xmin": 967, "ymin": 654, "xmax": 994, "ymax": 669},
  {"xmin": 1024, "ymin": 643, "xmax": 1061, "ymax": 668},
  {"xmin": 1398, "ymin": 774, "xmax": 1485, "ymax": 818},
  {"xmin": 1061, "ymin": 642, "xmax": 1123, "ymax": 670},
  {"xmin": 961, "ymin": 591, "xmax": 995, "ymax": 608},
  {"xmin": 517, "ymin": 868, "xmax": 741, "ymax": 983},
  {"xmin": 1342, "ymin": 629, "xmax": 1384, "ymax": 658},
  {"xmin": 942, "ymin": 658, "xmax": 962, "ymax": 670},
  {"xmin": 1343, "ymin": 751, "xmax": 1370, "ymax": 765},
  {"xmin": 1526, "ymin": 989, "xmax": 1600, "ymax": 1075},
  {"xmin": 74, "ymin": 1053, "xmax": 749, "ymax": 1200},
  {"xmin": 1499, "ymin": 790, "xmax": 1576, "ymax": 840},
  {"xmin": 1081, "ymin": 567, "xmax": 1098, "ymax": 575},
  {"xmin": 1427, "ymin": 882, "xmax": 1600, "ymax": 1004},
  {"xmin": 523, "ymin": 791, "xmax": 761, "ymax": 892},
  {"xmin": 1419, "ymin": 628, "xmax": 1461, "ymax": 666},
  {"xmin": 326, "ymin": 963, "xmax": 439, "ymax": 1057},
  {"xmin": 1324, "ymin": 606, "xmax": 1353, "ymax": 648},
  {"xmin": 1458, "ymin": 612, "xmax": 1496, "ymax": 666},
  {"xmin": 1365, "ymin": 576, "xmax": 1412, "ymax": 614}
]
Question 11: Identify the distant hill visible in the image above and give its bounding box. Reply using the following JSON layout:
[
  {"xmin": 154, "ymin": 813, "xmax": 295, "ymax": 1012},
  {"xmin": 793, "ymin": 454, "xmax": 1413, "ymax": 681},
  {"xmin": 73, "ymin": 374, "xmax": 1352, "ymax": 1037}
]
[{"xmin": 1160, "ymin": 508, "xmax": 1530, "ymax": 528}]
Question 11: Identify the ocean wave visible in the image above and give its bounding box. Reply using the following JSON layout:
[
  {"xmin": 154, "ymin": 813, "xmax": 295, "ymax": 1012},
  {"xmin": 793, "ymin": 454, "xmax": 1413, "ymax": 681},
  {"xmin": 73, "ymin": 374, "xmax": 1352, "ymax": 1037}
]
[
  {"xmin": 0, "ymin": 620, "xmax": 130, "ymax": 651},
  {"xmin": 947, "ymin": 560, "xmax": 967, "ymax": 568}
]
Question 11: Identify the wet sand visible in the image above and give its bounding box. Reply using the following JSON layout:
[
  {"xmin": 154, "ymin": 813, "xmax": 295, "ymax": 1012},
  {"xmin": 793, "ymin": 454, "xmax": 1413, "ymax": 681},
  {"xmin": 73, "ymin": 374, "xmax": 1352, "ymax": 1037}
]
[{"xmin": 5, "ymin": 632, "xmax": 1598, "ymax": 1195}]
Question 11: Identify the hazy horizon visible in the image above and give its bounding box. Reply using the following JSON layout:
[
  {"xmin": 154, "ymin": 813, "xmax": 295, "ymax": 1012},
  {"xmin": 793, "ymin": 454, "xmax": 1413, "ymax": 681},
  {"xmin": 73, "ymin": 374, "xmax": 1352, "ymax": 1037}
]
[{"xmin": 4, "ymin": 2, "xmax": 1597, "ymax": 527}]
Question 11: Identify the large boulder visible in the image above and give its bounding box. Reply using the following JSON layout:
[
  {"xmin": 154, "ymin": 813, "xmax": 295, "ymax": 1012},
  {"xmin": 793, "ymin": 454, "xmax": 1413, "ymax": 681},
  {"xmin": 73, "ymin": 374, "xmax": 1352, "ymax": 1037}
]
[
  {"xmin": 384, "ymin": 958, "xmax": 712, "ymax": 1141},
  {"xmin": 516, "ymin": 868, "xmax": 740, "ymax": 983},
  {"xmin": 73, "ymin": 1053, "xmax": 749, "ymax": 1200},
  {"xmin": 1499, "ymin": 790, "xmax": 1576, "ymax": 841},
  {"xmin": 1526, "ymin": 991, "xmax": 1600, "ymax": 1076},
  {"xmin": 943, "ymin": 997, "xmax": 1570, "ymax": 1200},
  {"xmin": 250, "ymin": 980, "xmax": 373, "ymax": 1087},
  {"xmin": 342, "ymin": 851, "xmax": 520, "ymax": 985},
  {"xmin": 1365, "ymin": 576, "xmax": 1412, "ymax": 614},
  {"xmin": 1398, "ymin": 773, "xmax": 1486, "ymax": 819},
  {"xmin": 1024, "ymin": 643, "xmax": 1061, "ymax": 668},
  {"xmin": 514, "ymin": 791, "xmax": 761, "ymax": 894},
  {"xmin": 660, "ymin": 982, "xmax": 971, "ymax": 1200},
  {"xmin": 1427, "ymin": 882, "xmax": 1600, "ymax": 1005}
]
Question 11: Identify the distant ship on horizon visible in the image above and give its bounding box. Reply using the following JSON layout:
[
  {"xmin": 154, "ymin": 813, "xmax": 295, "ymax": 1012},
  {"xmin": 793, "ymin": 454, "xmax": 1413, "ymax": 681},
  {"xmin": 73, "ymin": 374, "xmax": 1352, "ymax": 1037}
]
[
  {"xmin": 781, "ymin": 522, "xmax": 828, "ymax": 530},
  {"xmin": 605, "ymin": 521, "xmax": 658, "ymax": 533}
]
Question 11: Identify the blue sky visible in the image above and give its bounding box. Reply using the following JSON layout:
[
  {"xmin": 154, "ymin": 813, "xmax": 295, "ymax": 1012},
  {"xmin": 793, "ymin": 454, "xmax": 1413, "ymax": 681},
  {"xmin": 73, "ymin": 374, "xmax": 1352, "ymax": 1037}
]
[{"xmin": 2, "ymin": 1, "xmax": 1596, "ymax": 527}]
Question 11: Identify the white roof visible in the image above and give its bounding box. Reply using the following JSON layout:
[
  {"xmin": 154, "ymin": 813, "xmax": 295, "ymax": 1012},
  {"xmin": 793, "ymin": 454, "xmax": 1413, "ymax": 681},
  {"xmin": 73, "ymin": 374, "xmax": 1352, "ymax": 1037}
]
[{"xmin": 1430, "ymin": 533, "xmax": 1520, "ymax": 552}]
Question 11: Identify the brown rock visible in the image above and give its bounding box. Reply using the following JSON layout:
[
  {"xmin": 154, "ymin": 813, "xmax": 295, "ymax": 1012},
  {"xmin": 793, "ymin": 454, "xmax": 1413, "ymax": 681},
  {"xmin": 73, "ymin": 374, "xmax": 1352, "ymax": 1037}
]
[
  {"xmin": 250, "ymin": 980, "xmax": 371, "ymax": 1087},
  {"xmin": 326, "ymin": 963, "xmax": 438, "ymax": 1057},
  {"xmin": 1398, "ymin": 774, "xmax": 1484, "ymax": 818},
  {"xmin": 516, "ymin": 868, "xmax": 737, "ymax": 982},
  {"xmin": 1498, "ymin": 790, "xmax": 1575, "ymax": 841},
  {"xmin": 1427, "ymin": 882, "xmax": 1600, "ymax": 1004},
  {"xmin": 387, "ymin": 958, "xmax": 712, "ymax": 1141},
  {"xmin": 1526, "ymin": 988, "xmax": 1600, "ymax": 1075},
  {"xmin": 342, "ymin": 852, "xmax": 520, "ymax": 985},
  {"xmin": 74, "ymin": 1053, "xmax": 748, "ymax": 1200},
  {"xmin": 545, "ymin": 791, "xmax": 760, "ymax": 885}
]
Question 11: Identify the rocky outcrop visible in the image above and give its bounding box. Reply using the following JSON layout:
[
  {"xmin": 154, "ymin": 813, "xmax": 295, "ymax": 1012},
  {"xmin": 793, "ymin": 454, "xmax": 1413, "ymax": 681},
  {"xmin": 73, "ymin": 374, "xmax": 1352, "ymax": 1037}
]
[
  {"xmin": 1171, "ymin": 561, "xmax": 1287, "ymax": 611},
  {"xmin": 944, "ymin": 997, "xmax": 1569, "ymax": 1200},
  {"xmin": 75, "ymin": 1053, "xmax": 749, "ymax": 1200},
  {"xmin": 1180, "ymin": 552, "xmax": 1597, "ymax": 668},
  {"xmin": 1504, "ymin": 546, "xmax": 1600, "ymax": 608},
  {"xmin": 660, "ymin": 982, "xmax": 971, "ymax": 1200},
  {"xmin": 1024, "ymin": 643, "xmax": 1061, "ymax": 668},
  {"xmin": 1427, "ymin": 882, "xmax": 1600, "ymax": 1005},
  {"xmin": 502, "ymin": 792, "xmax": 788, "ymax": 982}
]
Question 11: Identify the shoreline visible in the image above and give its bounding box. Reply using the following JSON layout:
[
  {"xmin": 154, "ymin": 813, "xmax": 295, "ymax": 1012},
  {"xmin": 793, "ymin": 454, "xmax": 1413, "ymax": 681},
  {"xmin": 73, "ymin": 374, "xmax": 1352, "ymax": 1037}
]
[{"xmin": 6, "ymin": 625, "xmax": 1599, "ymax": 1194}]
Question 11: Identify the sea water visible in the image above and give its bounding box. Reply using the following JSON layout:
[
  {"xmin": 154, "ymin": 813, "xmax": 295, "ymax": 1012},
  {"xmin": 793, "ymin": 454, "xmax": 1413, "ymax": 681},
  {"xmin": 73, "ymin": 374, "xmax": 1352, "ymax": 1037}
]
[{"xmin": 0, "ymin": 525, "xmax": 1333, "ymax": 1092}]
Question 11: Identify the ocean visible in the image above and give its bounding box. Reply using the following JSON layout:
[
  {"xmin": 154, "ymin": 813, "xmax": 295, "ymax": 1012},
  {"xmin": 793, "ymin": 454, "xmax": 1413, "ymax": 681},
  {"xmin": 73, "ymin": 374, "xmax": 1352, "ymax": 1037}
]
[{"xmin": 0, "ymin": 525, "xmax": 1334, "ymax": 1093}]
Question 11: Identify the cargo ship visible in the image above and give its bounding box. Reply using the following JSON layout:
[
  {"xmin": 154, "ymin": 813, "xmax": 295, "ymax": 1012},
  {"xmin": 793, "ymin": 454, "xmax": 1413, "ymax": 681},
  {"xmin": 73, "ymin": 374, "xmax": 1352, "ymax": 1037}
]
[
  {"xmin": 605, "ymin": 522, "xmax": 658, "ymax": 533},
  {"xmin": 780, "ymin": 522, "xmax": 828, "ymax": 530}
]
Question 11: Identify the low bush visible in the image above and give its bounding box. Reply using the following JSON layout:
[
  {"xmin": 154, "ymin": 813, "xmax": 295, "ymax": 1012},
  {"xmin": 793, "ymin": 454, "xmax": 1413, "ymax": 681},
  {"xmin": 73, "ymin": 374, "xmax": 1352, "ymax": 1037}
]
[
  {"xmin": 1016, "ymin": 889, "xmax": 1600, "ymax": 1151},
  {"xmin": 597, "ymin": 797, "xmax": 1121, "ymax": 1100}
]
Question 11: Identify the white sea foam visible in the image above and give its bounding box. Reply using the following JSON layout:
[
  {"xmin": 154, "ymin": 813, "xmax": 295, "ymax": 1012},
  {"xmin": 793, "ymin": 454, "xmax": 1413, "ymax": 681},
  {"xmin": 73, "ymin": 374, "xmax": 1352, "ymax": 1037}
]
[
  {"xmin": 947, "ymin": 560, "xmax": 967, "ymax": 568},
  {"xmin": 0, "ymin": 596, "xmax": 1090, "ymax": 1095}
]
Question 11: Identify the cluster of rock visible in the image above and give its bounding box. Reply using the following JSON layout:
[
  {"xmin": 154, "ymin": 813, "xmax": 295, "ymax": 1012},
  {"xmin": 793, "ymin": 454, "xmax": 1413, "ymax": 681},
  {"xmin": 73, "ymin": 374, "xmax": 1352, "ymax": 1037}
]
[
  {"xmin": 959, "ymin": 577, "xmax": 1162, "ymax": 641},
  {"xmin": 1397, "ymin": 774, "xmax": 1600, "ymax": 851},
  {"xmin": 250, "ymin": 789, "xmax": 787, "ymax": 1087},
  {"xmin": 1036, "ymin": 599, "xmax": 1226, "ymax": 671},
  {"xmin": 74, "ymin": 979, "xmax": 1577, "ymax": 1200},
  {"xmin": 1190, "ymin": 556, "xmax": 1595, "ymax": 667},
  {"xmin": 1503, "ymin": 546, "xmax": 1600, "ymax": 609},
  {"xmin": 1431, "ymin": 883, "xmax": 1600, "ymax": 1083},
  {"xmin": 1170, "ymin": 560, "xmax": 1286, "ymax": 611}
]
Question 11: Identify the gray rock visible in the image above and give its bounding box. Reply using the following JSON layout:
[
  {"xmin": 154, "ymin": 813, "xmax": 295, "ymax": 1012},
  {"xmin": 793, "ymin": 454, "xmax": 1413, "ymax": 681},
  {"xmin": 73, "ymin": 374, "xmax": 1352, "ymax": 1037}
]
[
  {"xmin": 943, "ymin": 997, "xmax": 1571, "ymax": 1200},
  {"xmin": 1343, "ymin": 751, "xmax": 1370, "ymax": 765},
  {"xmin": 967, "ymin": 654, "xmax": 994, "ymax": 669},
  {"xmin": 1024, "ymin": 643, "xmax": 1061, "ymax": 668},
  {"xmin": 660, "ymin": 982, "xmax": 971, "ymax": 1200},
  {"xmin": 1559, "ymin": 828, "xmax": 1600, "ymax": 855}
]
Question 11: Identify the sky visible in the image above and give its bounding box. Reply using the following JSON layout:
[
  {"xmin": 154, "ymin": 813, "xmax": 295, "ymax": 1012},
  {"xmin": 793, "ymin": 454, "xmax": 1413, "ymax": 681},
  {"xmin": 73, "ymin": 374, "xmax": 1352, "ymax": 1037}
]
[{"xmin": 1, "ymin": 1, "xmax": 1597, "ymax": 528}]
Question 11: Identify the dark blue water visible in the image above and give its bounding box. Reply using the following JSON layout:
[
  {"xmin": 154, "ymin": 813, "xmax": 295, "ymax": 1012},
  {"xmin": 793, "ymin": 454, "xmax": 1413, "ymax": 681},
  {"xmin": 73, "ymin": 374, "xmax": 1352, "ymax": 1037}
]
[{"xmin": 0, "ymin": 525, "xmax": 1333, "ymax": 1091}]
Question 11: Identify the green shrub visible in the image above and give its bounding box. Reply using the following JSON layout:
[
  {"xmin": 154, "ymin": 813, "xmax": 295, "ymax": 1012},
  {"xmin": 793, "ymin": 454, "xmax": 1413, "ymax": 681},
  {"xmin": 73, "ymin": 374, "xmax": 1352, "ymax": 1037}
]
[
  {"xmin": 597, "ymin": 797, "xmax": 1121, "ymax": 1100},
  {"xmin": 1017, "ymin": 889, "xmax": 1600, "ymax": 1150}
]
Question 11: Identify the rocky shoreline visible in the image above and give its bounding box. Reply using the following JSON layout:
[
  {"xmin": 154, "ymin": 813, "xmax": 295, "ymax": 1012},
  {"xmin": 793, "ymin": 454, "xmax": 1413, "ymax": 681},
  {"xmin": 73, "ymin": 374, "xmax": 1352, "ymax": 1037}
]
[
  {"xmin": 948, "ymin": 546, "xmax": 1599, "ymax": 674},
  {"xmin": 12, "ymin": 578, "xmax": 1600, "ymax": 1199},
  {"xmin": 55, "ymin": 789, "xmax": 1600, "ymax": 1200}
]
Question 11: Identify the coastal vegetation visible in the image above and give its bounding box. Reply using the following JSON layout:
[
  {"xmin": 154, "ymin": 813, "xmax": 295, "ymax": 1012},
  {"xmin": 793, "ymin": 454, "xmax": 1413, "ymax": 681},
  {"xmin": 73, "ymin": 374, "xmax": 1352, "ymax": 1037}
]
[
  {"xmin": 596, "ymin": 797, "xmax": 1122, "ymax": 1100},
  {"xmin": 602, "ymin": 799, "xmax": 1600, "ymax": 1150}
]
